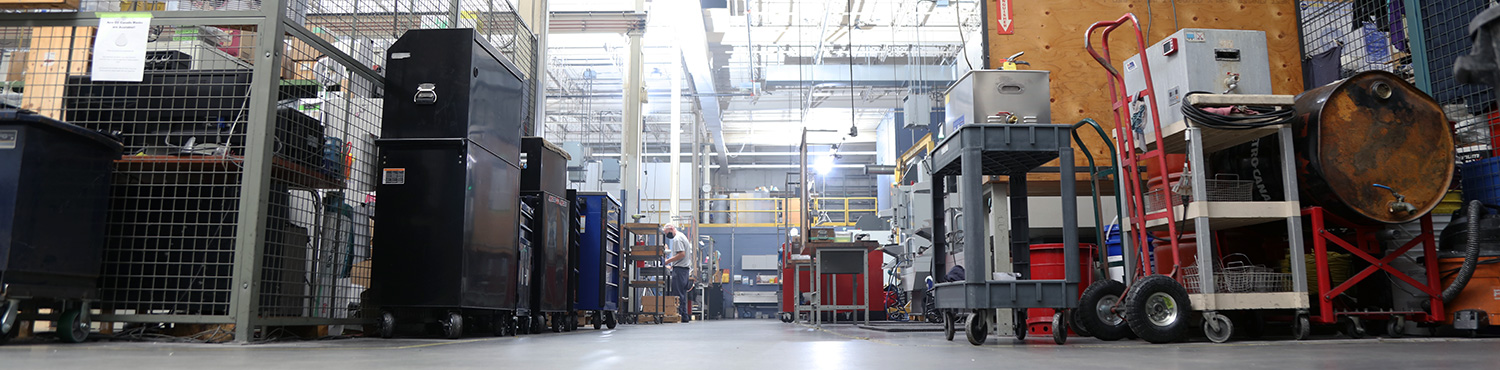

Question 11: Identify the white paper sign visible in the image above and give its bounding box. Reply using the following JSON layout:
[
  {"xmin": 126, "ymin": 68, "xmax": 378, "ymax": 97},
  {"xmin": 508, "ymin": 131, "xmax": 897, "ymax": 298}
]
[{"xmin": 91, "ymin": 13, "xmax": 152, "ymax": 82}]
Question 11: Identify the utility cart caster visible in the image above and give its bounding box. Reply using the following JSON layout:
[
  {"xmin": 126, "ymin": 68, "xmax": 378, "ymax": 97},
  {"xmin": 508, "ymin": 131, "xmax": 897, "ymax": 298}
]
[
  {"xmin": 1339, "ymin": 316, "xmax": 1366, "ymax": 339},
  {"xmin": 1387, "ymin": 316, "xmax": 1406, "ymax": 338},
  {"xmin": 1291, "ymin": 313, "xmax": 1311, "ymax": 341},
  {"xmin": 1014, "ymin": 311, "xmax": 1027, "ymax": 341},
  {"xmin": 441, "ymin": 311, "xmax": 464, "ymax": 339},
  {"xmin": 1203, "ymin": 312, "xmax": 1233, "ymax": 344},
  {"xmin": 494, "ymin": 314, "xmax": 514, "ymax": 337},
  {"xmin": 57, "ymin": 305, "xmax": 91, "ymax": 344},
  {"xmin": 0, "ymin": 300, "xmax": 15, "ymax": 345},
  {"xmin": 377, "ymin": 311, "xmax": 397, "ymax": 339},
  {"xmin": 605, "ymin": 312, "xmax": 618, "ymax": 329},
  {"xmin": 1052, "ymin": 310, "xmax": 1070, "ymax": 345},
  {"xmin": 780, "ymin": 312, "xmax": 793, "ymax": 323},
  {"xmin": 965, "ymin": 311, "xmax": 989, "ymax": 346},
  {"xmin": 592, "ymin": 312, "xmax": 604, "ymax": 330},
  {"xmin": 942, "ymin": 312, "xmax": 957, "ymax": 341}
]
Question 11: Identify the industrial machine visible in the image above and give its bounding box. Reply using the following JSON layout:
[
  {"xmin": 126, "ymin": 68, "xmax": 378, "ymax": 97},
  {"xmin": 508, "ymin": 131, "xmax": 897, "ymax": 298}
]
[
  {"xmin": 371, "ymin": 28, "xmax": 528, "ymax": 339},
  {"xmin": 0, "ymin": 110, "xmax": 123, "ymax": 345}
]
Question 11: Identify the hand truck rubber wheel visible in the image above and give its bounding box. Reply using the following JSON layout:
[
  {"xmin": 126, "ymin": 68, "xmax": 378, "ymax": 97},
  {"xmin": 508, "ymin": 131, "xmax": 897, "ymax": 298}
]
[
  {"xmin": 1078, "ymin": 280, "xmax": 1132, "ymax": 341},
  {"xmin": 1124, "ymin": 275, "xmax": 1191, "ymax": 344}
]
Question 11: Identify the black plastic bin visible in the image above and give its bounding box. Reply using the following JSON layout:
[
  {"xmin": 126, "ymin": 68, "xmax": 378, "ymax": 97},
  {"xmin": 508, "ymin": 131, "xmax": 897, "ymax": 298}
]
[{"xmin": 0, "ymin": 109, "xmax": 123, "ymax": 344}]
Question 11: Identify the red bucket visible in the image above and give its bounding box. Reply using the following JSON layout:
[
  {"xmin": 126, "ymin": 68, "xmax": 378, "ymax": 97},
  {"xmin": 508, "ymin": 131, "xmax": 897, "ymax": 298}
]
[{"xmin": 1026, "ymin": 243, "xmax": 1096, "ymax": 336}]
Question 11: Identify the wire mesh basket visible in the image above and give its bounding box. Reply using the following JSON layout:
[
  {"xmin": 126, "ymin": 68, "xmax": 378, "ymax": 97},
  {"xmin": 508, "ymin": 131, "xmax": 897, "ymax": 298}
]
[
  {"xmin": 1144, "ymin": 174, "xmax": 1253, "ymax": 212},
  {"xmin": 1181, "ymin": 254, "xmax": 1293, "ymax": 294}
]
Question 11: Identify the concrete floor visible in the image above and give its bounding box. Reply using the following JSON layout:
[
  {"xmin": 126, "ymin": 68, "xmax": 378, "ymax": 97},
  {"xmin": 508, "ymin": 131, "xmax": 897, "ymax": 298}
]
[{"xmin": 3, "ymin": 320, "xmax": 1500, "ymax": 369}]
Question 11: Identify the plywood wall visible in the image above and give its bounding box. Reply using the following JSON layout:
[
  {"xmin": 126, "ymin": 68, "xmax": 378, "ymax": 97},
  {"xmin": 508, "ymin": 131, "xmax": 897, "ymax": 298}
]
[{"xmin": 983, "ymin": 0, "xmax": 1303, "ymax": 173}]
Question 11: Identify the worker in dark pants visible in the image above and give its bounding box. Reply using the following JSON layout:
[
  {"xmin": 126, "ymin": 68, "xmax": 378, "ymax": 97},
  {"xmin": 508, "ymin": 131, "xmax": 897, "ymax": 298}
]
[{"xmin": 663, "ymin": 223, "xmax": 695, "ymax": 322}]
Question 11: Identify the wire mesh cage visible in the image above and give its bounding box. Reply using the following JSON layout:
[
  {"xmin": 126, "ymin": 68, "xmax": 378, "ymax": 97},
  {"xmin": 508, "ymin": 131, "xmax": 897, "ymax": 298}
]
[
  {"xmin": 1298, "ymin": 1, "xmax": 1497, "ymax": 163},
  {"xmin": 0, "ymin": 0, "xmax": 538, "ymax": 341}
]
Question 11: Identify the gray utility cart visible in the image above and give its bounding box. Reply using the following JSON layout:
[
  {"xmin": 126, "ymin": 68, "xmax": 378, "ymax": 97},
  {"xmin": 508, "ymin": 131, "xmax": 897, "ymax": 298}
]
[{"xmin": 930, "ymin": 123, "xmax": 1085, "ymax": 345}]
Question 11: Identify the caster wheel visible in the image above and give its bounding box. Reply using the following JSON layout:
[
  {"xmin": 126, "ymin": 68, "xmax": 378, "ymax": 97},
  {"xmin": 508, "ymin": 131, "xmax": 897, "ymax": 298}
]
[
  {"xmin": 965, "ymin": 312, "xmax": 989, "ymax": 346},
  {"xmin": 493, "ymin": 314, "xmax": 511, "ymax": 337},
  {"xmin": 532, "ymin": 314, "xmax": 546, "ymax": 334},
  {"xmin": 0, "ymin": 300, "xmax": 17, "ymax": 345},
  {"xmin": 57, "ymin": 308, "xmax": 90, "ymax": 344},
  {"xmin": 780, "ymin": 313, "xmax": 793, "ymax": 323},
  {"xmin": 1124, "ymin": 275, "xmax": 1191, "ymax": 344},
  {"xmin": 1292, "ymin": 314, "xmax": 1311, "ymax": 340},
  {"xmin": 605, "ymin": 312, "xmax": 618, "ymax": 329},
  {"xmin": 1244, "ymin": 311, "xmax": 1266, "ymax": 339},
  {"xmin": 551, "ymin": 314, "xmax": 563, "ymax": 333},
  {"xmin": 593, "ymin": 312, "xmax": 604, "ymax": 330},
  {"xmin": 1014, "ymin": 311, "xmax": 1028, "ymax": 341},
  {"xmin": 1070, "ymin": 307, "xmax": 1092, "ymax": 338},
  {"xmin": 441, "ymin": 311, "xmax": 464, "ymax": 339},
  {"xmin": 942, "ymin": 312, "xmax": 956, "ymax": 341},
  {"xmin": 1387, "ymin": 317, "xmax": 1405, "ymax": 338},
  {"xmin": 1078, "ymin": 280, "xmax": 1132, "ymax": 341},
  {"xmin": 378, "ymin": 311, "xmax": 396, "ymax": 339},
  {"xmin": 1203, "ymin": 314, "xmax": 1233, "ymax": 344},
  {"xmin": 1052, "ymin": 310, "xmax": 1069, "ymax": 345},
  {"xmin": 1340, "ymin": 316, "xmax": 1366, "ymax": 339}
]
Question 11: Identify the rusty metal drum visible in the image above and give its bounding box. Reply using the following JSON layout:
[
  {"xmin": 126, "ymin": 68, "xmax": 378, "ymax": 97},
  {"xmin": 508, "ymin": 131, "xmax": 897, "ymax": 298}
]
[{"xmin": 1293, "ymin": 71, "xmax": 1455, "ymax": 225}]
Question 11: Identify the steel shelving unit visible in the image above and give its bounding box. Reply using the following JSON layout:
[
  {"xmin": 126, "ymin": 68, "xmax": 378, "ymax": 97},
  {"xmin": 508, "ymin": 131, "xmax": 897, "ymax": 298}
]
[
  {"xmin": 1118, "ymin": 94, "xmax": 1311, "ymax": 342},
  {"xmin": 624, "ymin": 223, "xmax": 666, "ymax": 324}
]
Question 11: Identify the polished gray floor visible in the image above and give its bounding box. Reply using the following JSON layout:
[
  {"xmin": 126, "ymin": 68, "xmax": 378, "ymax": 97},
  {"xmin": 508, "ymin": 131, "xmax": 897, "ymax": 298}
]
[{"xmin": 3, "ymin": 320, "xmax": 1499, "ymax": 369}]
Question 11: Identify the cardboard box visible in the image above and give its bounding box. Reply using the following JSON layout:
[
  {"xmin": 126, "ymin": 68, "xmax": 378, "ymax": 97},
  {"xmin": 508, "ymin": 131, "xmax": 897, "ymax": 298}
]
[
  {"xmin": 630, "ymin": 245, "xmax": 665, "ymax": 257},
  {"xmin": 281, "ymin": 60, "xmax": 319, "ymax": 81},
  {"xmin": 663, "ymin": 315, "xmax": 682, "ymax": 323},
  {"xmin": 285, "ymin": 27, "xmax": 340, "ymax": 62},
  {"xmin": 642, "ymin": 295, "xmax": 680, "ymax": 313},
  {"xmin": 0, "ymin": 0, "xmax": 80, "ymax": 10},
  {"xmin": 4, "ymin": 51, "xmax": 26, "ymax": 82},
  {"xmin": 118, "ymin": 0, "xmax": 167, "ymax": 10}
]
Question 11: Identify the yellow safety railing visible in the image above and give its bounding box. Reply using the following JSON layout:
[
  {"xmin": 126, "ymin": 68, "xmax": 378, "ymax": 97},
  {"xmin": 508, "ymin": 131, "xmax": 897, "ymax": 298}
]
[{"xmin": 640, "ymin": 197, "xmax": 879, "ymax": 228}]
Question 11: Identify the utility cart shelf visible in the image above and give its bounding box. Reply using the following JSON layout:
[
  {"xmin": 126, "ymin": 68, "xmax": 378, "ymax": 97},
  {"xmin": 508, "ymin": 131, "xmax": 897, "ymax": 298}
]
[
  {"xmin": 1133, "ymin": 95, "xmax": 1294, "ymax": 154},
  {"xmin": 1188, "ymin": 292, "xmax": 1310, "ymax": 311},
  {"xmin": 1129, "ymin": 201, "xmax": 1301, "ymax": 231}
]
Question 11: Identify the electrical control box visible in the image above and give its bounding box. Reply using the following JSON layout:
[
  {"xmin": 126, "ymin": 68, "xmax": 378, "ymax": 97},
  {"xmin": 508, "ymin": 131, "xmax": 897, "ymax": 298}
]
[
  {"xmin": 940, "ymin": 70, "xmax": 1050, "ymax": 141},
  {"xmin": 1122, "ymin": 29, "xmax": 1272, "ymax": 145},
  {"xmin": 902, "ymin": 93, "xmax": 932, "ymax": 129}
]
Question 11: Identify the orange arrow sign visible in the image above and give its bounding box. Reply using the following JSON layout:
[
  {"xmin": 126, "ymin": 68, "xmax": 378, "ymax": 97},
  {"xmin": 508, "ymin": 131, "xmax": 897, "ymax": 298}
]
[{"xmin": 996, "ymin": 0, "xmax": 1014, "ymax": 35}]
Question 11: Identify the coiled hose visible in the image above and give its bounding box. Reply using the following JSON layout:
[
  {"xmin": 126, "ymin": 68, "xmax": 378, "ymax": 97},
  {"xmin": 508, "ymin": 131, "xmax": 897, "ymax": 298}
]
[{"xmin": 1442, "ymin": 200, "xmax": 1485, "ymax": 303}]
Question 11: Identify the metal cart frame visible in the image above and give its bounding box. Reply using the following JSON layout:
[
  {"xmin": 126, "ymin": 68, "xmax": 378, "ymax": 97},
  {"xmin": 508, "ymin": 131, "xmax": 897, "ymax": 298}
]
[
  {"xmin": 624, "ymin": 223, "xmax": 667, "ymax": 324},
  {"xmin": 1086, "ymin": 13, "xmax": 1310, "ymax": 344},
  {"xmin": 1303, "ymin": 207, "xmax": 1444, "ymax": 338},
  {"xmin": 930, "ymin": 123, "xmax": 1084, "ymax": 345}
]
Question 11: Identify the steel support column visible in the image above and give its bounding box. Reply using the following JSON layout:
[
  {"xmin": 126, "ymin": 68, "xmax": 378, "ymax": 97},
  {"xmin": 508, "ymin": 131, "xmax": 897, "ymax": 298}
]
[
  {"xmin": 620, "ymin": 0, "xmax": 646, "ymax": 216},
  {"xmin": 229, "ymin": 3, "xmax": 292, "ymax": 343}
]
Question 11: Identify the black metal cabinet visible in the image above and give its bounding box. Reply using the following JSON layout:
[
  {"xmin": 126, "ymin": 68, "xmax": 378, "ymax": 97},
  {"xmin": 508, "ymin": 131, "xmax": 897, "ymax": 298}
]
[
  {"xmin": 372, "ymin": 139, "xmax": 522, "ymax": 310},
  {"xmin": 382, "ymin": 28, "xmax": 528, "ymax": 165}
]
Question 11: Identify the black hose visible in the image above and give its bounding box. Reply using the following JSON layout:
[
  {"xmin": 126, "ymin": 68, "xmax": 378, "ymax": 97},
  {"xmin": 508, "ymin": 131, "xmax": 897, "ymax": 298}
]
[
  {"xmin": 1442, "ymin": 200, "xmax": 1485, "ymax": 303},
  {"xmin": 1180, "ymin": 92, "xmax": 1298, "ymax": 130}
]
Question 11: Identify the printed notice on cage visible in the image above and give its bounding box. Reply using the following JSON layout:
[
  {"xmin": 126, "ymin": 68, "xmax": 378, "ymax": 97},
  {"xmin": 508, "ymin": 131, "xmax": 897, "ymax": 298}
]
[{"xmin": 91, "ymin": 13, "xmax": 152, "ymax": 82}]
